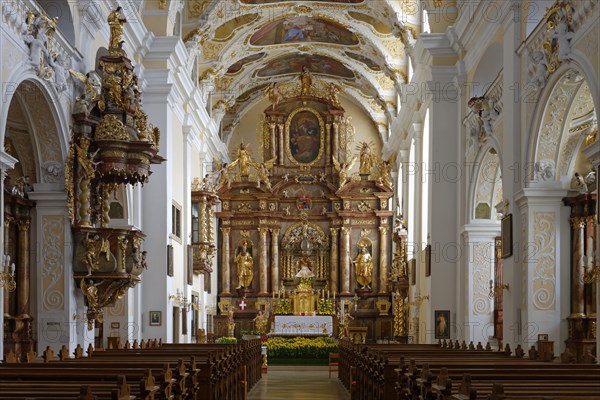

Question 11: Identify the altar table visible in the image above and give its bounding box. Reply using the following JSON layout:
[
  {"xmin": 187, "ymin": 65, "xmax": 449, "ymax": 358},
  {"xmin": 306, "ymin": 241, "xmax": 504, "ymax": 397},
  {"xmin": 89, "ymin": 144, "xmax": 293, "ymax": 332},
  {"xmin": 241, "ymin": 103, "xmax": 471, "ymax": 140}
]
[{"xmin": 271, "ymin": 315, "xmax": 333, "ymax": 336}]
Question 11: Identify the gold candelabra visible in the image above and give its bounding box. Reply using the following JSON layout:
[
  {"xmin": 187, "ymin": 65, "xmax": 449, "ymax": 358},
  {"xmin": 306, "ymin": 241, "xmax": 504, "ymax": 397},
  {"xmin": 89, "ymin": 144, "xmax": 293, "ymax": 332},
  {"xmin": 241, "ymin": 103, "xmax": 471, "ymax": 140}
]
[
  {"xmin": 488, "ymin": 280, "xmax": 510, "ymax": 299},
  {"xmin": 1, "ymin": 255, "xmax": 16, "ymax": 292},
  {"xmin": 169, "ymin": 289, "xmax": 198, "ymax": 310}
]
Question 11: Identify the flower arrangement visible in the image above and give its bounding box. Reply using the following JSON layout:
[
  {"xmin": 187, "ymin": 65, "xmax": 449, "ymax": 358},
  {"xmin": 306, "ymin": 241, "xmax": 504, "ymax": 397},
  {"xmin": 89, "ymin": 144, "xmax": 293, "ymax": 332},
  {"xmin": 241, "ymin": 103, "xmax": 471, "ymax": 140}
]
[
  {"xmin": 266, "ymin": 337, "xmax": 338, "ymax": 359},
  {"xmin": 274, "ymin": 298, "xmax": 292, "ymax": 315},
  {"xmin": 317, "ymin": 298, "xmax": 335, "ymax": 315},
  {"xmin": 216, "ymin": 336, "xmax": 238, "ymax": 344}
]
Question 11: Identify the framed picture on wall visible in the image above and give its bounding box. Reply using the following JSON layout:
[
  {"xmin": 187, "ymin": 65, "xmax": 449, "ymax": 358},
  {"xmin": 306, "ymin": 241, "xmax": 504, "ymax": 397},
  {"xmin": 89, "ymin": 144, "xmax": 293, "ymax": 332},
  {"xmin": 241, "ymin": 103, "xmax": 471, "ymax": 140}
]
[
  {"xmin": 501, "ymin": 214, "xmax": 513, "ymax": 259},
  {"xmin": 409, "ymin": 259, "xmax": 416, "ymax": 285},
  {"xmin": 149, "ymin": 311, "xmax": 161, "ymax": 326},
  {"xmin": 425, "ymin": 244, "xmax": 431, "ymax": 277},
  {"xmin": 434, "ymin": 310, "xmax": 450, "ymax": 339},
  {"xmin": 167, "ymin": 244, "xmax": 174, "ymax": 277}
]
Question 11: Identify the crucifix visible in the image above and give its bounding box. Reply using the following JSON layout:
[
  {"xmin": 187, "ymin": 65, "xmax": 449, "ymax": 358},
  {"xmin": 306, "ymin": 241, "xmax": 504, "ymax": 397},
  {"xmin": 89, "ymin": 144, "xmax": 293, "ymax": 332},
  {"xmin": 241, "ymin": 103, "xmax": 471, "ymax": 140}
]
[{"xmin": 239, "ymin": 298, "xmax": 247, "ymax": 310}]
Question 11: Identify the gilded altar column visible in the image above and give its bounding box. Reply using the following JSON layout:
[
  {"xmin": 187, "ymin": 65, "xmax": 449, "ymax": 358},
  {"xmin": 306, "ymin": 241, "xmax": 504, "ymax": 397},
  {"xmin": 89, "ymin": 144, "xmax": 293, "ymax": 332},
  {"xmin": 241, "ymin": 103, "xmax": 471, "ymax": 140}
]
[
  {"xmin": 271, "ymin": 228, "xmax": 280, "ymax": 294},
  {"xmin": 330, "ymin": 228, "xmax": 339, "ymax": 293},
  {"xmin": 3, "ymin": 216, "xmax": 12, "ymax": 316},
  {"xmin": 220, "ymin": 227, "xmax": 231, "ymax": 295},
  {"xmin": 340, "ymin": 227, "xmax": 351, "ymax": 295},
  {"xmin": 17, "ymin": 218, "xmax": 30, "ymax": 317},
  {"xmin": 379, "ymin": 226, "xmax": 389, "ymax": 294},
  {"xmin": 200, "ymin": 200, "xmax": 207, "ymax": 242},
  {"xmin": 332, "ymin": 122, "xmax": 340, "ymax": 162},
  {"xmin": 258, "ymin": 228, "xmax": 269, "ymax": 296},
  {"xmin": 571, "ymin": 217, "xmax": 586, "ymax": 317},
  {"xmin": 326, "ymin": 124, "xmax": 332, "ymax": 163},
  {"xmin": 269, "ymin": 123, "xmax": 277, "ymax": 160},
  {"xmin": 278, "ymin": 124, "xmax": 285, "ymax": 163}
]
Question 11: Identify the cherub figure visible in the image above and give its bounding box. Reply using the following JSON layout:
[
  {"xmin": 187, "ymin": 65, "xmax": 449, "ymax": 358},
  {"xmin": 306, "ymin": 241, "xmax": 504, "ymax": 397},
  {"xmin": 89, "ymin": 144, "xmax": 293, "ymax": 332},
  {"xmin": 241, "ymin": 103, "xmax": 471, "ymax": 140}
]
[
  {"xmin": 332, "ymin": 155, "xmax": 357, "ymax": 188},
  {"xmin": 529, "ymin": 51, "xmax": 548, "ymax": 87}
]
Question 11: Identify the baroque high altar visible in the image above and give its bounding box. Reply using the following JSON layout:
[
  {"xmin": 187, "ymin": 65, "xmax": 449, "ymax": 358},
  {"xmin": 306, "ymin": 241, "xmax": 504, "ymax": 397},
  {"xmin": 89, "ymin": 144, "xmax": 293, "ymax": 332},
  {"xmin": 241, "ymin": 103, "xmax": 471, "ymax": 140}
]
[{"xmin": 196, "ymin": 71, "xmax": 409, "ymax": 340}]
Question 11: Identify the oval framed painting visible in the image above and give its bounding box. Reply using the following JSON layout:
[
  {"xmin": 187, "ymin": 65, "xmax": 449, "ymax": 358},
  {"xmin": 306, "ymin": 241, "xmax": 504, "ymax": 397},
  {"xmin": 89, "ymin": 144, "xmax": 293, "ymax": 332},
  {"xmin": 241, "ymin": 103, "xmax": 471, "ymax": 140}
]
[{"xmin": 285, "ymin": 107, "xmax": 325, "ymax": 166}]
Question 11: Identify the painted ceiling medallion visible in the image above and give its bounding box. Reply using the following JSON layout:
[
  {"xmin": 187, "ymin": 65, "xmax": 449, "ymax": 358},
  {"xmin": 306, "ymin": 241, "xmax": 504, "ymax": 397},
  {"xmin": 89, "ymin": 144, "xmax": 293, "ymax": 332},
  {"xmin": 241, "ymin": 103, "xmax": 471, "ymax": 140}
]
[
  {"xmin": 250, "ymin": 16, "xmax": 359, "ymax": 46},
  {"xmin": 256, "ymin": 54, "xmax": 354, "ymax": 78}
]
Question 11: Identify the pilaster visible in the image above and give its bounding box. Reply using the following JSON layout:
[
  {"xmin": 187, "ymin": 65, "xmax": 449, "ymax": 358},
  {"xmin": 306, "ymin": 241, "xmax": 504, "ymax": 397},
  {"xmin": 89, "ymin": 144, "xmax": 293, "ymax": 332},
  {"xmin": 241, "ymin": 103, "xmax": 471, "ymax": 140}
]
[
  {"xmin": 515, "ymin": 188, "xmax": 570, "ymax": 348},
  {"xmin": 462, "ymin": 223, "xmax": 500, "ymax": 345},
  {"xmin": 26, "ymin": 191, "xmax": 81, "ymax": 353}
]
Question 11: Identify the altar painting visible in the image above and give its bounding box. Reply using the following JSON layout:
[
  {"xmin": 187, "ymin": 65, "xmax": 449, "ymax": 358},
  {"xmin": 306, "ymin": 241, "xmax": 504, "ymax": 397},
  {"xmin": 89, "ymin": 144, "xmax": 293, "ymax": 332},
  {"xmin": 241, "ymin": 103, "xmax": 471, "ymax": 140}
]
[{"xmin": 286, "ymin": 109, "xmax": 323, "ymax": 165}]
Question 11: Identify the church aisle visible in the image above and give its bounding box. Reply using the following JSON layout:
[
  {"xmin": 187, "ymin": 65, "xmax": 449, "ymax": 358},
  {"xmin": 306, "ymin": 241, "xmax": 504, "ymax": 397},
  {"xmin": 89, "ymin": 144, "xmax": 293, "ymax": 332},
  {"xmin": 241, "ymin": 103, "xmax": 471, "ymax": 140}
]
[{"xmin": 248, "ymin": 366, "xmax": 350, "ymax": 400}]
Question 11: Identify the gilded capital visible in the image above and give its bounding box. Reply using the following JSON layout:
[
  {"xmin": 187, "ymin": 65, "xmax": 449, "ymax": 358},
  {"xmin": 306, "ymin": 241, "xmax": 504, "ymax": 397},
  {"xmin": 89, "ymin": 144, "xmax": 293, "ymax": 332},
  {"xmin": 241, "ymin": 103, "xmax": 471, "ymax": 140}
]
[
  {"xmin": 570, "ymin": 217, "xmax": 586, "ymax": 229},
  {"xmin": 341, "ymin": 227, "xmax": 351, "ymax": 236},
  {"xmin": 258, "ymin": 227, "xmax": 269, "ymax": 236},
  {"xmin": 379, "ymin": 226, "xmax": 389, "ymax": 236},
  {"xmin": 330, "ymin": 227, "xmax": 340, "ymax": 236},
  {"xmin": 220, "ymin": 227, "xmax": 231, "ymax": 235},
  {"xmin": 18, "ymin": 218, "xmax": 31, "ymax": 231}
]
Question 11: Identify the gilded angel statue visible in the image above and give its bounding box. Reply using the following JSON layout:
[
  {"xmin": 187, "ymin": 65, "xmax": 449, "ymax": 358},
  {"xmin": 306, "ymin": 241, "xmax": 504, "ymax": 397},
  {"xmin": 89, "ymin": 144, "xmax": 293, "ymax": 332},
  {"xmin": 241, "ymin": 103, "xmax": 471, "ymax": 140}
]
[
  {"xmin": 69, "ymin": 70, "xmax": 101, "ymax": 103},
  {"xmin": 376, "ymin": 153, "xmax": 396, "ymax": 188},
  {"xmin": 327, "ymin": 82, "xmax": 343, "ymax": 107},
  {"xmin": 332, "ymin": 155, "xmax": 357, "ymax": 189},
  {"xmin": 265, "ymin": 83, "xmax": 283, "ymax": 110},
  {"xmin": 256, "ymin": 156, "xmax": 277, "ymax": 190}
]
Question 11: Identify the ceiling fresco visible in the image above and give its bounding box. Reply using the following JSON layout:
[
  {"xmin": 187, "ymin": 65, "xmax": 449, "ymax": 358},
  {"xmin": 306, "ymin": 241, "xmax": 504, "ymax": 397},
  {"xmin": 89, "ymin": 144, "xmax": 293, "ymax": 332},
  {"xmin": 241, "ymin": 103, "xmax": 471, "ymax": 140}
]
[
  {"xmin": 249, "ymin": 16, "xmax": 359, "ymax": 46},
  {"xmin": 184, "ymin": 0, "xmax": 420, "ymax": 140},
  {"xmin": 345, "ymin": 51, "xmax": 382, "ymax": 72},
  {"xmin": 256, "ymin": 54, "xmax": 354, "ymax": 79},
  {"xmin": 226, "ymin": 52, "xmax": 266, "ymax": 74},
  {"xmin": 240, "ymin": 0, "xmax": 364, "ymax": 3}
]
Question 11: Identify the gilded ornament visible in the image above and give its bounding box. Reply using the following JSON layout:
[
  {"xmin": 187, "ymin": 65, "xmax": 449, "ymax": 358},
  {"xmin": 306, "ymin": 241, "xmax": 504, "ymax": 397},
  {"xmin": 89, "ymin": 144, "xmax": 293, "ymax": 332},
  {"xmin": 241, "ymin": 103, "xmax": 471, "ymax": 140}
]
[
  {"xmin": 96, "ymin": 114, "xmax": 129, "ymax": 140},
  {"xmin": 583, "ymin": 129, "xmax": 597, "ymax": 147},
  {"xmin": 159, "ymin": 0, "xmax": 168, "ymax": 9}
]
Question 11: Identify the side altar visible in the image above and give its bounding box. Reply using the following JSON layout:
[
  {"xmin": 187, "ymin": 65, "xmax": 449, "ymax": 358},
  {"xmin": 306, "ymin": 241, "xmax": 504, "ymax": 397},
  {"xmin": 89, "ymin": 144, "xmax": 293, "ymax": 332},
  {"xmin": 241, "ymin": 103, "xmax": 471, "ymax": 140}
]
[{"xmin": 194, "ymin": 70, "xmax": 412, "ymax": 342}]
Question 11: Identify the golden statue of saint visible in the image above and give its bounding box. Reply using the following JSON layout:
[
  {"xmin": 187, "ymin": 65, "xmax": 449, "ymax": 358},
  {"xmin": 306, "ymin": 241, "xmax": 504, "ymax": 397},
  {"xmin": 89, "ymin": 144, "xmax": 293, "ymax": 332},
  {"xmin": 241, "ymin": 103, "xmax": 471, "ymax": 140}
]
[
  {"xmin": 300, "ymin": 65, "xmax": 312, "ymax": 96},
  {"xmin": 230, "ymin": 143, "xmax": 252, "ymax": 177},
  {"xmin": 235, "ymin": 242, "xmax": 254, "ymax": 289},
  {"xmin": 107, "ymin": 7, "xmax": 126, "ymax": 52},
  {"xmin": 353, "ymin": 244, "xmax": 373, "ymax": 289},
  {"xmin": 358, "ymin": 142, "xmax": 374, "ymax": 175}
]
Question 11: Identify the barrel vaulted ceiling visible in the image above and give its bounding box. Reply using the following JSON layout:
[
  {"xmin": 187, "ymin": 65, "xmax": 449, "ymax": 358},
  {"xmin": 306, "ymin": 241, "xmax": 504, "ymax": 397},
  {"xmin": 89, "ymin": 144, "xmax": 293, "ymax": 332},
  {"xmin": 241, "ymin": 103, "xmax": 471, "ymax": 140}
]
[{"xmin": 181, "ymin": 0, "xmax": 421, "ymax": 142}]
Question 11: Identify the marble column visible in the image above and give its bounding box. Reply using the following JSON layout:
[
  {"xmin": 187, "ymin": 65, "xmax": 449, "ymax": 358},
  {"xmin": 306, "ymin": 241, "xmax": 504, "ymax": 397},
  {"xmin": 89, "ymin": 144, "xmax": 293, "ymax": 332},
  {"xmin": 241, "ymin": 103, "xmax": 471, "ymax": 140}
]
[
  {"xmin": 258, "ymin": 228, "xmax": 269, "ymax": 296},
  {"xmin": 220, "ymin": 227, "xmax": 231, "ymax": 295},
  {"xmin": 17, "ymin": 219, "xmax": 30, "ymax": 318},
  {"xmin": 3, "ymin": 216, "xmax": 12, "ymax": 317},
  {"xmin": 585, "ymin": 216, "xmax": 596, "ymax": 316},
  {"xmin": 379, "ymin": 226, "xmax": 389, "ymax": 294},
  {"xmin": 332, "ymin": 122, "xmax": 340, "ymax": 161},
  {"xmin": 269, "ymin": 123, "xmax": 277, "ymax": 160},
  {"xmin": 340, "ymin": 227, "xmax": 351, "ymax": 295},
  {"xmin": 270, "ymin": 228, "xmax": 280, "ymax": 294},
  {"xmin": 278, "ymin": 124, "xmax": 285, "ymax": 163},
  {"xmin": 571, "ymin": 217, "xmax": 586, "ymax": 317}
]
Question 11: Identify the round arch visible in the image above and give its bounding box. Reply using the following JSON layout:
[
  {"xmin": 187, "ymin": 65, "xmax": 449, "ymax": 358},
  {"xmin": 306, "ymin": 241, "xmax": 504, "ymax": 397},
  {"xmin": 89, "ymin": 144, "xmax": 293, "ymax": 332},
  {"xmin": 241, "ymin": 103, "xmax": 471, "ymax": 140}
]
[
  {"xmin": 1, "ymin": 71, "xmax": 70, "ymax": 181},
  {"xmin": 468, "ymin": 140, "xmax": 504, "ymax": 223},
  {"xmin": 526, "ymin": 55, "xmax": 600, "ymax": 182}
]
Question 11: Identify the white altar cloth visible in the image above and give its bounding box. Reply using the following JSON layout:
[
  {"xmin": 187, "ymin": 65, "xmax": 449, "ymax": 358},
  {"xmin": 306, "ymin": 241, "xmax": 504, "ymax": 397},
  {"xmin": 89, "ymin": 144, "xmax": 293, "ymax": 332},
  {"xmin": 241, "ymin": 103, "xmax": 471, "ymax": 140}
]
[{"xmin": 272, "ymin": 315, "xmax": 333, "ymax": 336}]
